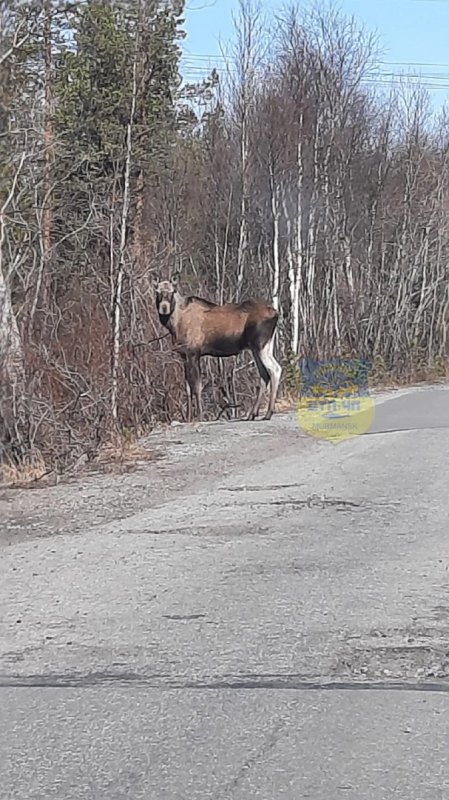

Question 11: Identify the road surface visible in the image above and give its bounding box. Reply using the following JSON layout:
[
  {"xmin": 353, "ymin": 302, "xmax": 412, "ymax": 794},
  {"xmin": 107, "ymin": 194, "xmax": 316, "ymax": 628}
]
[{"xmin": 1, "ymin": 383, "xmax": 449, "ymax": 799}]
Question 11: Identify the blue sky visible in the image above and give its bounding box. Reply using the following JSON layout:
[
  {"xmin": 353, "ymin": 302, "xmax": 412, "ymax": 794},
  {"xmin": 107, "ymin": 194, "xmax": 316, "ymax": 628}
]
[{"xmin": 182, "ymin": 0, "xmax": 449, "ymax": 110}]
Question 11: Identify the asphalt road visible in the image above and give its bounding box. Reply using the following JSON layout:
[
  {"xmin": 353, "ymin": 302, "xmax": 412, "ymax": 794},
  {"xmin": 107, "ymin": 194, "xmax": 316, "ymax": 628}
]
[{"xmin": 1, "ymin": 383, "xmax": 449, "ymax": 799}]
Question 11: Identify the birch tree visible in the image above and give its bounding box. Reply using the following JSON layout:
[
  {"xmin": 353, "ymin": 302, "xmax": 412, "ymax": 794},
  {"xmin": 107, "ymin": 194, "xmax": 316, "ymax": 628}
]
[{"xmin": 227, "ymin": 0, "xmax": 264, "ymax": 299}]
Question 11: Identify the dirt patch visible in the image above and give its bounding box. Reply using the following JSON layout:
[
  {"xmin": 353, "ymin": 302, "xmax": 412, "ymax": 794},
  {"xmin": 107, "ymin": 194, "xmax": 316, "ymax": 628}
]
[{"xmin": 334, "ymin": 623, "xmax": 449, "ymax": 681}]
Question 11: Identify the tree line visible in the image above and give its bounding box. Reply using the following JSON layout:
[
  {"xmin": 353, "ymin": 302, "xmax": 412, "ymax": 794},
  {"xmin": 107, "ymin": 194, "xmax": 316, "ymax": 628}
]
[{"xmin": 1, "ymin": 0, "xmax": 448, "ymax": 477}]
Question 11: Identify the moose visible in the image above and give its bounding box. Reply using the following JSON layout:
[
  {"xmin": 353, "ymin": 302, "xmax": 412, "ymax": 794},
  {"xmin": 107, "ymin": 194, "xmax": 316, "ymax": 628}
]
[{"xmin": 154, "ymin": 277, "xmax": 282, "ymax": 422}]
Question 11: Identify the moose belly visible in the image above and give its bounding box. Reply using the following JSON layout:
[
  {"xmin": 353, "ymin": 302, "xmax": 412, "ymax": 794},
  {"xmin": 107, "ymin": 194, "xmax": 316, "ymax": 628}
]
[{"xmin": 202, "ymin": 334, "xmax": 245, "ymax": 357}]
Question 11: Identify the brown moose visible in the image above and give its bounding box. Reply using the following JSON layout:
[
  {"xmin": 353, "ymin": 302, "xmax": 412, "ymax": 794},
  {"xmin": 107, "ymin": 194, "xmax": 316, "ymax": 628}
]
[{"xmin": 154, "ymin": 277, "xmax": 282, "ymax": 422}]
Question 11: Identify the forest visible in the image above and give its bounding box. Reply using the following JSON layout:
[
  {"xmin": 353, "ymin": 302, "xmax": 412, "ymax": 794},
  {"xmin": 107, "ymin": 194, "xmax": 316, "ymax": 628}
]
[{"xmin": 1, "ymin": 0, "xmax": 449, "ymax": 478}]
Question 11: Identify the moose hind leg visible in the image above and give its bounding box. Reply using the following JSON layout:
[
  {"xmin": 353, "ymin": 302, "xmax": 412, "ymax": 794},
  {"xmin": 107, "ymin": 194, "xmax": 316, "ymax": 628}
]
[
  {"xmin": 247, "ymin": 350, "xmax": 270, "ymax": 420},
  {"xmin": 185, "ymin": 378, "xmax": 192, "ymax": 422},
  {"xmin": 259, "ymin": 337, "xmax": 282, "ymax": 420}
]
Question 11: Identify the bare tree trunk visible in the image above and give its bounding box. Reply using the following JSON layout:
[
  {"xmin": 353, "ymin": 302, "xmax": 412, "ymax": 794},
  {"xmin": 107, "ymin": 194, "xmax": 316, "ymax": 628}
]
[
  {"xmin": 133, "ymin": 168, "xmax": 145, "ymax": 271},
  {"xmin": 231, "ymin": 0, "xmax": 263, "ymax": 300},
  {"xmin": 305, "ymin": 109, "xmax": 321, "ymax": 352},
  {"xmin": 291, "ymin": 129, "xmax": 304, "ymax": 356},
  {"xmin": 0, "ymin": 155, "xmax": 26, "ymax": 461},
  {"xmin": 110, "ymin": 24, "xmax": 140, "ymax": 424},
  {"xmin": 0, "ymin": 151, "xmax": 26, "ymax": 378},
  {"xmin": 0, "ymin": 262, "xmax": 24, "ymax": 385},
  {"xmin": 27, "ymin": 2, "xmax": 54, "ymax": 338},
  {"xmin": 269, "ymin": 163, "xmax": 280, "ymax": 311},
  {"xmin": 236, "ymin": 105, "xmax": 249, "ymax": 299},
  {"xmin": 219, "ymin": 186, "xmax": 233, "ymax": 305},
  {"xmin": 42, "ymin": 1, "xmax": 53, "ymax": 303}
]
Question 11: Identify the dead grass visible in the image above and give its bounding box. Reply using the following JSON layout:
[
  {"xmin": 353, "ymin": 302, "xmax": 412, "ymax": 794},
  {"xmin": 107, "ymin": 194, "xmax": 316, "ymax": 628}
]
[
  {"xmin": 88, "ymin": 435, "xmax": 162, "ymax": 475},
  {"xmin": 0, "ymin": 432, "xmax": 162, "ymax": 489},
  {"xmin": 0, "ymin": 449, "xmax": 47, "ymax": 490}
]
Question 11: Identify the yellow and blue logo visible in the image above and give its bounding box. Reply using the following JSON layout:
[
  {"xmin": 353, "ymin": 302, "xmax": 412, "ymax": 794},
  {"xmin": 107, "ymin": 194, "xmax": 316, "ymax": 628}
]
[{"xmin": 297, "ymin": 357, "xmax": 374, "ymax": 443}]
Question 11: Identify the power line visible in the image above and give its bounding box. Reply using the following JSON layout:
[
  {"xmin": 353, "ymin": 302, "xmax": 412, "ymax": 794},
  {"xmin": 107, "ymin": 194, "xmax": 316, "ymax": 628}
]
[
  {"xmin": 384, "ymin": 60, "xmax": 449, "ymax": 68},
  {"xmin": 181, "ymin": 52, "xmax": 449, "ymax": 69},
  {"xmin": 179, "ymin": 53, "xmax": 449, "ymax": 93}
]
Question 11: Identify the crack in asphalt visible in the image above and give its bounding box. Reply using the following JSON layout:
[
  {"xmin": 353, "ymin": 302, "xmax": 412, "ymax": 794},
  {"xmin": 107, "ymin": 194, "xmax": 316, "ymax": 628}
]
[
  {"xmin": 1, "ymin": 672, "xmax": 449, "ymax": 692},
  {"xmin": 364, "ymin": 425, "xmax": 449, "ymax": 435},
  {"xmin": 222, "ymin": 483, "xmax": 304, "ymax": 492},
  {"xmin": 217, "ymin": 492, "xmax": 401, "ymax": 511}
]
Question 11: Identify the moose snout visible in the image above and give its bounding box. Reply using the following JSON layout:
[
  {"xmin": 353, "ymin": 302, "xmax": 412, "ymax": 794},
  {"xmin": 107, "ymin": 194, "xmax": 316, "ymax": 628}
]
[{"xmin": 159, "ymin": 301, "xmax": 171, "ymax": 315}]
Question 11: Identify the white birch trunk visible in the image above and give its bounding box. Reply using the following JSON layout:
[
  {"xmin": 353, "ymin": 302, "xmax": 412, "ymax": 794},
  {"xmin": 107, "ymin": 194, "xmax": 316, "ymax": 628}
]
[
  {"xmin": 110, "ymin": 27, "xmax": 139, "ymax": 423},
  {"xmin": 0, "ymin": 267, "xmax": 23, "ymax": 384},
  {"xmin": 306, "ymin": 109, "xmax": 321, "ymax": 349},
  {"xmin": 236, "ymin": 108, "xmax": 248, "ymax": 299},
  {"xmin": 0, "ymin": 152, "xmax": 26, "ymax": 385},
  {"xmin": 269, "ymin": 164, "xmax": 280, "ymax": 312},
  {"xmin": 0, "ymin": 158, "xmax": 26, "ymax": 458},
  {"xmin": 291, "ymin": 128, "xmax": 304, "ymax": 356}
]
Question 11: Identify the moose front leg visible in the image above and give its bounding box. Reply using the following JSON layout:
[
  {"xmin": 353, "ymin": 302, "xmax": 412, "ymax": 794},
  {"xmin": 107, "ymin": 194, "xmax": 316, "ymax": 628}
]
[
  {"xmin": 185, "ymin": 354, "xmax": 202, "ymax": 422},
  {"xmin": 179, "ymin": 353, "xmax": 192, "ymax": 423}
]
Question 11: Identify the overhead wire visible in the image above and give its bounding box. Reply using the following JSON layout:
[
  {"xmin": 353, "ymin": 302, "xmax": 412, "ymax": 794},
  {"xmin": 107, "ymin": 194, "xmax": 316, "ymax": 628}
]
[{"xmin": 179, "ymin": 52, "xmax": 449, "ymax": 92}]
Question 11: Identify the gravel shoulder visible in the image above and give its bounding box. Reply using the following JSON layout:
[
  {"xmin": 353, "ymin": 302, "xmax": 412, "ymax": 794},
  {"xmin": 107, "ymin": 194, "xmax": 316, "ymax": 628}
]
[{"xmin": 0, "ymin": 382, "xmax": 430, "ymax": 547}]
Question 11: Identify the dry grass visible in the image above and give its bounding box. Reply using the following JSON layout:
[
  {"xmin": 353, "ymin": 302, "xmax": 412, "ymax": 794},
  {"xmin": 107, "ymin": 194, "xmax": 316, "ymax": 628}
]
[
  {"xmin": 88, "ymin": 434, "xmax": 162, "ymax": 475},
  {"xmin": 0, "ymin": 449, "xmax": 47, "ymax": 489},
  {"xmin": 0, "ymin": 432, "xmax": 161, "ymax": 489}
]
